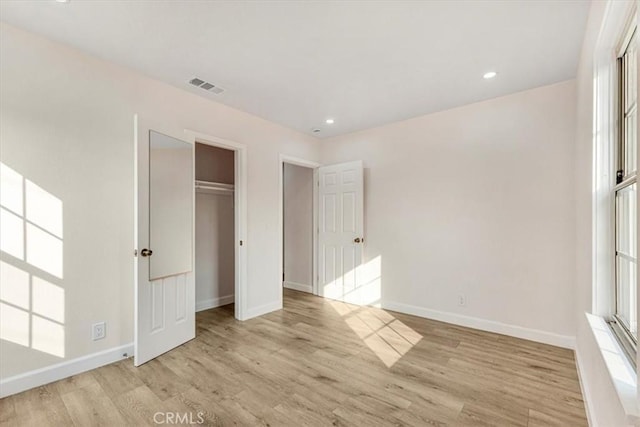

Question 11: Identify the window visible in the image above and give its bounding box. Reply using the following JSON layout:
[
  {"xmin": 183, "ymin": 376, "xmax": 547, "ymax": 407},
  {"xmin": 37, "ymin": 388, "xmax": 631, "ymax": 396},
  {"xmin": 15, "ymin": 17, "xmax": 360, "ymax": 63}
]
[{"xmin": 613, "ymin": 26, "xmax": 638, "ymax": 353}]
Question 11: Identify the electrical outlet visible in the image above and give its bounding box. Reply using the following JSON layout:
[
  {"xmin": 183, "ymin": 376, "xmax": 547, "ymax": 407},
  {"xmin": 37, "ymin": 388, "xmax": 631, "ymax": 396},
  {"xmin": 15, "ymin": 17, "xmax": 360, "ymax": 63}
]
[
  {"xmin": 92, "ymin": 322, "xmax": 106, "ymax": 341},
  {"xmin": 458, "ymin": 294, "xmax": 466, "ymax": 307}
]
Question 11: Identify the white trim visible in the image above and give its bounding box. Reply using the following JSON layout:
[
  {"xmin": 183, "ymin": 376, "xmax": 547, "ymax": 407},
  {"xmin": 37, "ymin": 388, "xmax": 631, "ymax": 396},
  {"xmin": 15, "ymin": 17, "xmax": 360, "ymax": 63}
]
[
  {"xmin": 592, "ymin": 0, "xmax": 637, "ymax": 320},
  {"xmin": 283, "ymin": 281, "xmax": 313, "ymax": 293},
  {"xmin": 381, "ymin": 301, "xmax": 576, "ymax": 349},
  {"xmin": 575, "ymin": 347, "xmax": 597, "ymax": 427},
  {"xmin": 132, "ymin": 114, "xmax": 140, "ymax": 364},
  {"xmin": 184, "ymin": 129, "xmax": 248, "ymax": 321},
  {"xmin": 278, "ymin": 154, "xmax": 320, "ymax": 308},
  {"xmin": 279, "ymin": 155, "xmax": 321, "ymax": 169},
  {"xmin": 312, "ymin": 167, "xmax": 318, "ymax": 296},
  {"xmin": 195, "ymin": 295, "xmax": 235, "ymax": 312},
  {"xmin": 244, "ymin": 300, "xmax": 282, "ymax": 320},
  {"xmin": 585, "ymin": 313, "xmax": 640, "ymax": 424},
  {"xmin": 0, "ymin": 343, "xmax": 133, "ymax": 398}
]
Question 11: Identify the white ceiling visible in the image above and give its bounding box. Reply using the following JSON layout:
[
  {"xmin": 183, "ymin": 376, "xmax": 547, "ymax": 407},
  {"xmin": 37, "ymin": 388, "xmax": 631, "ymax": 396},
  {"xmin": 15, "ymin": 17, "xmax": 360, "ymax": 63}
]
[{"xmin": 0, "ymin": 0, "xmax": 590, "ymax": 138}]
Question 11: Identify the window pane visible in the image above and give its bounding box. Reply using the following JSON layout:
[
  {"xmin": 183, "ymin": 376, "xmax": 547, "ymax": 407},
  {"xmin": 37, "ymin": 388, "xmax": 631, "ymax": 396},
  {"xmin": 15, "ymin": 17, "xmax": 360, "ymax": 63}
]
[
  {"xmin": 625, "ymin": 33, "xmax": 637, "ymax": 110},
  {"xmin": 617, "ymin": 256, "xmax": 638, "ymax": 339},
  {"xmin": 622, "ymin": 31, "xmax": 637, "ymax": 177},
  {"xmin": 616, "ymin": 184, "xmax": 636, "ymax": 257},
  {"xmin": 625, "ymin": 110, "xmax": 637, "ymax": 175},
  {"xmin": 616, "ymin": 183, "xmax": 638, "ymax": 339}
]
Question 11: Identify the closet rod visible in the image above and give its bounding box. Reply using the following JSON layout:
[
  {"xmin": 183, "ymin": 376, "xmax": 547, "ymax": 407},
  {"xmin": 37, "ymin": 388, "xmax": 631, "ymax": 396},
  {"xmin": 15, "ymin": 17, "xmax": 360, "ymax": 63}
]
[{"xmin": 195, "ymin": 180, "xmax": 234, "ymax": 195}]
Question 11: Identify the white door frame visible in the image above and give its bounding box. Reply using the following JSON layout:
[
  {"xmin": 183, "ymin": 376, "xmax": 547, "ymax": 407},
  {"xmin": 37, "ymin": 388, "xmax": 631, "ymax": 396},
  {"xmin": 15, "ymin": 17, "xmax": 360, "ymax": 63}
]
[
  {"xmin": 185, "ymin": 129, "xmax": 248, "ymax": 321},
  {"xmin": 279, "ymin": 154, "xmax": 320, "ymax": 304}
]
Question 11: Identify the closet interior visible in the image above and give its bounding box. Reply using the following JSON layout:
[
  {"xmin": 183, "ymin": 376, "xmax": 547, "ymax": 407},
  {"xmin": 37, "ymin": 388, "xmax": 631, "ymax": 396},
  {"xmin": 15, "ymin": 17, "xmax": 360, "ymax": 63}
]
[{"xmin": 195, "ymin": 142, "xmax": 235, "ymax": 312}]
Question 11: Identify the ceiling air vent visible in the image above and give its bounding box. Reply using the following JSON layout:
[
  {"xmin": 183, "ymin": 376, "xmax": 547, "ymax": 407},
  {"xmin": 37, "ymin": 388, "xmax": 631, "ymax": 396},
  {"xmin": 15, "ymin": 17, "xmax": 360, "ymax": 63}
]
[
  {"xmin": 189, "ymin": 78, "xmax": 205, "ymax": 86},
  {"xmin": 189, "ymin": 77, "xmax": 225, "ymax": 94}
]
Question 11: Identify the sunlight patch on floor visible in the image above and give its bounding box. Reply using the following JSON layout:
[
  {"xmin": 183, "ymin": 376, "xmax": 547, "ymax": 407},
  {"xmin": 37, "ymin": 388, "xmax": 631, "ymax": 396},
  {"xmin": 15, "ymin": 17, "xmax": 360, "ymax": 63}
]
[{"xmin": 328, "ymin": 299, "xmax": 422, "ymax": 368}]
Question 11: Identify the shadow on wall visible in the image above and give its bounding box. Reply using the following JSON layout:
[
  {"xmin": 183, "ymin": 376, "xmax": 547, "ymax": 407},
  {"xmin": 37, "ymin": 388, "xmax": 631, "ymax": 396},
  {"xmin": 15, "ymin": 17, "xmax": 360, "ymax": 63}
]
[
  {"xmin": 323, "ymin": 255, "xmax": 423, "ymax": 368},
  {"xmin": 0, "ymin": 162, "xmax": 65, "ymax": 359}
]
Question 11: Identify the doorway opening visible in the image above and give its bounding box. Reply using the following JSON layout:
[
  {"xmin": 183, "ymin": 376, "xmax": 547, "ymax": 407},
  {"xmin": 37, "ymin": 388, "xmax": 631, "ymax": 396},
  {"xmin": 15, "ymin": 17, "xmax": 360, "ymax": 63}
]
[
  {"xmin": 195, "ymin": 143, "xmax": 235, "ymax": 313},
  {"xmin": 279, "ymin": 156, "xmax": 319, "ymax": 307},
  {"xmin": 188, "ymin": 130, "xmax": 248, "ymax": 322}
]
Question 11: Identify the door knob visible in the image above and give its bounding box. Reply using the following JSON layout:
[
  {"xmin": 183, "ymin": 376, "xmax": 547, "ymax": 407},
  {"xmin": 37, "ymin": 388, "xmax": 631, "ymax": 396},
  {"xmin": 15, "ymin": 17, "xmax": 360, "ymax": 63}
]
[
  {"xmin": 354, "ymin": 237, "xmax": 362, "ymax": 243},
  {"xmin": 140, "ymin": 248, "xmax": 153, "ymax": 257}
]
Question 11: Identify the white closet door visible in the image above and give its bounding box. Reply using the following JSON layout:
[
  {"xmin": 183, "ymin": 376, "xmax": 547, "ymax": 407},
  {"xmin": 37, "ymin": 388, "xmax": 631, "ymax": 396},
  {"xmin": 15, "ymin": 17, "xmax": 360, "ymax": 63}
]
[
  {"xmin": 135, "ymin": 126, "xmax": 195, "ymax": 366},
  {"xmin": 318, "ymin": 160, "xmax": 364, "ymax": 304}
]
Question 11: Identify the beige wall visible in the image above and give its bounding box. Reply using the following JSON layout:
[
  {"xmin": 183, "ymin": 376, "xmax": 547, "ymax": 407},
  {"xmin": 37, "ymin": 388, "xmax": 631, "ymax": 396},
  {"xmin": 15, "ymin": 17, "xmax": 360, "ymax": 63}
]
[
  {"xmin": 0, "ymin": 22, "xmax": 320, "ymax": 379},
  {"xmin": 321, "ymin": 80, "xmax": 577, "ymax": 340},
  {"xmin": 283, "ymin": 163, "xmax": 314, "ymax": 290}
]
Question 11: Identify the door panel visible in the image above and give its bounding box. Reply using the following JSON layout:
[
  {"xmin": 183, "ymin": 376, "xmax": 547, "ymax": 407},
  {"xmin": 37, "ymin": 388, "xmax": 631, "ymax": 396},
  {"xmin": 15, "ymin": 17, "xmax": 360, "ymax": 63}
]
[
  {"xmin": 343, "ymin": 245, "xmax": 357, "ymax": 296},
  {"xmin": 342, "ymin": 192, "xmax": 356, "ymax": 232},
  {"xmin": 176, "ymin": 274, "xmax": 186, "ymax": 322},
  {"xmin": 135, "ymin": 123, "xmax": 195, "ymax": 366},
  {"xmin": 321, "ymin": 192, "xmax": 336, "ymax": 233},
  {"xmin": 322, "ymin": 245, "xmax": 340, "ymax": 300},
  {"xmin": 318, "ymin": 160, "xmax": 364, "ymax": 304},
  {"xmin": 150, "ymin": 280, "xmax": 164, "ymax": 332}
]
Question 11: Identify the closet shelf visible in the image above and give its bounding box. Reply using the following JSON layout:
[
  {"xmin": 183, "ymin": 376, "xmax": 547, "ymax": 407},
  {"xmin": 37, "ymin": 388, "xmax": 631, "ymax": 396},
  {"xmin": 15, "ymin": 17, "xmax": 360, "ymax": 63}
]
[{"xmin": 195, "ymin": 180, "xmax": 234, "ymax": 195}]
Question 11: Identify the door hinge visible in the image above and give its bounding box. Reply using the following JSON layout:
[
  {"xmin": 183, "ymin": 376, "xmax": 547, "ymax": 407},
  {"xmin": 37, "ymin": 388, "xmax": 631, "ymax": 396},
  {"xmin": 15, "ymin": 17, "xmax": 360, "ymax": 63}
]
[
  {"xmin": 617, "ymin": 170, "xmax": 624, "ymax": 184},
  {"xmin": 240, "ymin": 240, "xmax": 243, "ymax": 246}
]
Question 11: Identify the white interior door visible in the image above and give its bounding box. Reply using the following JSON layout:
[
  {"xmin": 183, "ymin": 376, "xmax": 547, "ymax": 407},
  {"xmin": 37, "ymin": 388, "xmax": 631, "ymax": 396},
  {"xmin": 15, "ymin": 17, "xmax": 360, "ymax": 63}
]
[
  {"xmin": 135, "ymin": 126, "xmax": 195, "ymax": 366},
  {"xmin": 318, "ymin": 160, "xmax": 364, "ymax": 304}
]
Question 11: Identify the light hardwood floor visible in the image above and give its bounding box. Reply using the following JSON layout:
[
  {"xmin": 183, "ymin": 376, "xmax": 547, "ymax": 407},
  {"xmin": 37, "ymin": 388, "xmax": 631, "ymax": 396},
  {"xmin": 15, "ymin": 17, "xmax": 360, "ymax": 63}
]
[{"xmin": 0, "ymin": 289, "xmax": 587, "ymax": 426}]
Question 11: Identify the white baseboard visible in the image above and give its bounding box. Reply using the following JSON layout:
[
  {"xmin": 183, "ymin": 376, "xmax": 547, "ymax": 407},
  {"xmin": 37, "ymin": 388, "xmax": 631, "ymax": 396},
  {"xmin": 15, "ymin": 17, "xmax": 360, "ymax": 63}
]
[
  {"xmin": 283, "ymin": 281, "xmax": 312, "ymax": 293},
  {"xmin": 244, "ymin": 300, "xmax": 282, "ymax": 320},
  {"xmin": 0, "ymin": 343, "xmax": 133, "ymax": 398},
  {"xmin": 196, "ymin": 294, "xmax": 234, "ymax": 312},
  {"xmin": 381, "ymin": 301, "xmax": 576, "ymax": 349},
  {"xmin": 574, "ymin": 347, "xmax": 596, "ymax": 427}
]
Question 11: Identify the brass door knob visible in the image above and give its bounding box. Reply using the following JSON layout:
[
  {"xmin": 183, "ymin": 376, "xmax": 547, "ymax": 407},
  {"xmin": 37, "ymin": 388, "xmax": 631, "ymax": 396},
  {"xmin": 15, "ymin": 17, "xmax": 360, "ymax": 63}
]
[
  {"xmin": 354, "ymin": 238, "xmax": 362, "ymax": 243},
  {"xmin": 140, "ymin": 248, "xmax": 153, "ymax": 257}
]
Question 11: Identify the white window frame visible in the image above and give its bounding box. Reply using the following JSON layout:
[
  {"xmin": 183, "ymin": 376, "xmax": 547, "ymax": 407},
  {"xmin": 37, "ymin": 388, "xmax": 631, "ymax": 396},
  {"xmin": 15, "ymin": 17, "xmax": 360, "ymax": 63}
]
[
  {"xmin": 592, "ymin": 3, "xmax": 640, "ymax": 420},
  {"xmin": 611, "ymin": 21, "xmax": 638, "ymax": 363}
]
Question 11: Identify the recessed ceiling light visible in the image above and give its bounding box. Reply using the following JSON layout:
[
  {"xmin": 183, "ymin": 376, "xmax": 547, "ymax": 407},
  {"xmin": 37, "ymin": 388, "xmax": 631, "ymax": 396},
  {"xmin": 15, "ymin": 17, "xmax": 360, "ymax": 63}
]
[
  {"xmin": 55, "ymin": 0, "xmax": 70, "ymax": 3},
  {"xmin": 483, "ymin": 71, "xmax": 497, "ymax": 79},
  {"xmin": 325, "ymin": 118, "xmax": 335, "ymax": 124}
]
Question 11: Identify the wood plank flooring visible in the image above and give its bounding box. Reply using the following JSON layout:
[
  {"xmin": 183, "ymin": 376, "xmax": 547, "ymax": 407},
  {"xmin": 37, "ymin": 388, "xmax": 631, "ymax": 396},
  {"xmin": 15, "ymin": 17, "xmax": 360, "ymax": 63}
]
[{"xmin": 0, "ymin": 289, "xmax": 587, "ymax": 426}]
